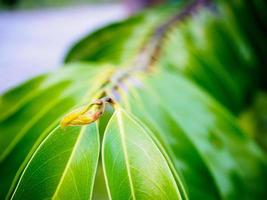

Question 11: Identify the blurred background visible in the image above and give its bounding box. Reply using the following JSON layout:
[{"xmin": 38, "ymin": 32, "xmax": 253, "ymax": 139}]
[{"xmin": 0, "ymin": 0, "xmax": 169, "ymax": 93}]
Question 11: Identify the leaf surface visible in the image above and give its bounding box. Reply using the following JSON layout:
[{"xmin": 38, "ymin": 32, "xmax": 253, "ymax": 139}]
[
  {"xmin": 120, "ymin": 70, "xmax": 267, "ymax": 199},
  {"xmin": 102, "ymin": 108, "xmax": 183, "ymax": 200},
  {"xmin": 0, "ymin": 64, "xmax": 112, "ymax": 199},
  {"xmin": 11, "ymin": 124, "xmax": 100, "ymax": 200}
]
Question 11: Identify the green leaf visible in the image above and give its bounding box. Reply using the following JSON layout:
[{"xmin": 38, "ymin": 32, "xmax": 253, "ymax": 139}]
[
  {"xmin": 102, "ymin": 108, "xmax": 184, "ymax": 200},
  {"xmin": 158, "ymin": 4, "xmax": 262, "ymax": 114},
  {"xmin": 0, "ymin": 75, "xmax": 47, "ymax": 121},
  {"xmin": 1, "ymin": 1, "xmax": 267, "ymax": 199},
  {"xmin": 0, "ymin": 80, "xmax": 72, "ymax": 160},
  {"xmin": 239, "ymin": 92, "xmax": 267, "ymax": 152},
  {"xmin": 120, "ymin": 89, "xmax": 221, "ymax": 199},
  {"xmin": 0, "ymin": 63, "xmax": 107, "ymax": 122},
  {"xmin": 120, "ymin": 70, "xmax": 267, "ymax": 199},
  {"xmin": 10, "ymin": 124, "xmax": 100, "ymax": 200},
  {"xmin": 0, "ymin": 64, "xmax": 112, "ymax": 199}
]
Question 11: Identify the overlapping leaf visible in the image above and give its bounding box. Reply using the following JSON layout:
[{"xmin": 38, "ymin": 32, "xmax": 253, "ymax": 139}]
[
  {"xmin": 0, "ymin": 63, "xmax": 112, "ymax": 199},
  {"xmin": 0, "ymin": 1, "xmax": 267, "ymax": 200},
  {"xmin": 119, "ymin": 70, "xmax": 267, "ymax": 199},
  {"xmin": 158, "ymin": 1, "xmax": 267, "ymax": 114},
  {"xmin": 102, "ymin": 108, "xmax": 185, "ymax": 200}
]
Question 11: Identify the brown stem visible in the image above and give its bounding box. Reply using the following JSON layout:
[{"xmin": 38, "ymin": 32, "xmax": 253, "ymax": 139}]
[
  {"xmin": 106, "ymin": 0, "xmax": 212, "ymax": 101},
  {"xmin": 61, "ymin": 0, "xmax": 212, "ymax": 127}
]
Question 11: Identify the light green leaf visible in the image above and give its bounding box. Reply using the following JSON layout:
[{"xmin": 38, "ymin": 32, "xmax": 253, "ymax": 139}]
[
  {"xmin": 11, "ymin": 124, "xmax": 100, "ymax": 200},
  {"xmin": 102, "ymin": 108, "xmax": 183, "ymax": 200},
  {"xmin": 0, "ymin": 63, "xmax": 107, "ymax": 122},
  {"xmin": 0, "ymin": 75, "xmax": 47, "ymax": 121}
]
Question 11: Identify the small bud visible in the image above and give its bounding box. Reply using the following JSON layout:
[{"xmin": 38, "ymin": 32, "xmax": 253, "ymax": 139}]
[
  {"xmin": 60, "ymin": 96, "xmax": 113, "ymax": 128},
  {"xmin": 60, "ymin": 100, "xmax": 105, "ymax": 128}
]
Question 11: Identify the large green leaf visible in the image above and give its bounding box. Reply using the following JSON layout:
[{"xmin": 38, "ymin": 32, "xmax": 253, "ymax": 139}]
[
  {"xmin": 102, "ymin": 108, "xmax": 185, "ymax": 200},
  {"xmin": 0, "ymin": 63, "xmax": 107, "ymax": 123},
  {"xmin": 119, "ymin": 89, "xmax": 221, "ymax": 199},
  {"xmin": 119, "ymin": 69, "xmax": 267, "ymax": 199},
  {"xmin": 0, "ymin": 64, "xmax": 112, "ymax": 199},
  {"xmin": 10, "ymin": 124, "xmax": 100, "ymax": 200}
]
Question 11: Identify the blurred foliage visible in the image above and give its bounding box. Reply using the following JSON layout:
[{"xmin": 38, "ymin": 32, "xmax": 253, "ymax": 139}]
[
  {"xmin": 1, "ymin": 0, "xmax": 267, "ymax": 200},
  {"xmin": 0, "ymin": 0, "xmax": 119, "ymax": 9},
  {"xmin": 239, "ymin": 92, "xmax": 267, "ymax": 151}
]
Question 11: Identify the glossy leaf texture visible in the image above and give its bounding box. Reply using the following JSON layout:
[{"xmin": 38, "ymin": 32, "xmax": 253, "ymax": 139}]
[
  {"xmin": 11, "ymin": 124, "xmax": 100, "ymax": 200},
  {"xmin": 102, "ymin": 108, "xmax": 185, "ymax": 200},
  {"xmin": 118, "ymin": 70, "xmax": 267, "ymax": 199},
  {"xmin": 0, "ymin": 63, "xmax": 113, "ymax": 199}
]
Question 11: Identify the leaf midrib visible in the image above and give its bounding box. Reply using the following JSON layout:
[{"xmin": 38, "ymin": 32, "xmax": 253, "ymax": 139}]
[
  {"xmin": 117, "ymin": 110, "xmax": 137, "ymax": 200},
  {"xmin": 52, "ymin": 126, "xmax": 86, "ymax": 199},
  {"xmin": 6, "ymin": 68, "xmax": 112, "ymax": 199}
]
